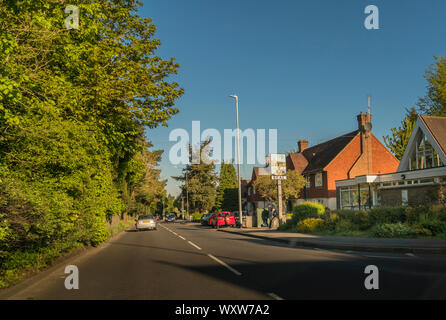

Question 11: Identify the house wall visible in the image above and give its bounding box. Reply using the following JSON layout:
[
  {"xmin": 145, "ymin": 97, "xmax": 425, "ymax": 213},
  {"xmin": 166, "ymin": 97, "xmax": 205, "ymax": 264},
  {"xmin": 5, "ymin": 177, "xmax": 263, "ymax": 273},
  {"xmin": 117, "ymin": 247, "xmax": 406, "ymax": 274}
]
[
  {"xmin": 371, "ymin": 135, "xmax": 400, "ymax": 175},
  {"xmin": 379, "ymin": 183, "xmax": 445, "ymax": 206},
  {"xmin": 325, "ymin": 134, "xmax": 362, "ymax": 192}
]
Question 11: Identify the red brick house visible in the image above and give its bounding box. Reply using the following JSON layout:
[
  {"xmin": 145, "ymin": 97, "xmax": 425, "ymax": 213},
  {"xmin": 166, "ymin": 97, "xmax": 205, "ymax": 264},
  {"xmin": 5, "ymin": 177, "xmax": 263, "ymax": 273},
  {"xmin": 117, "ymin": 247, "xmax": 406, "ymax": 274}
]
[{"xmin": 247, "ymin": 112, "xmax": 400, "ymax": 211}]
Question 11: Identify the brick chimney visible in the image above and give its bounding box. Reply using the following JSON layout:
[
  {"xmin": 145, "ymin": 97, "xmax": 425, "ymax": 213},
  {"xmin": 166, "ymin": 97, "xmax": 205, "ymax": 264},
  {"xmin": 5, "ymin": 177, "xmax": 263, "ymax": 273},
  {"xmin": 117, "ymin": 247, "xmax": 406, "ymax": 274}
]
[
  {"xmin": 298, "ymin": 140, "xmax": 308, "ymax": 153},
  {"xmin": 357, "ymin": 112, "xmax": 373, "ymax": 174}
]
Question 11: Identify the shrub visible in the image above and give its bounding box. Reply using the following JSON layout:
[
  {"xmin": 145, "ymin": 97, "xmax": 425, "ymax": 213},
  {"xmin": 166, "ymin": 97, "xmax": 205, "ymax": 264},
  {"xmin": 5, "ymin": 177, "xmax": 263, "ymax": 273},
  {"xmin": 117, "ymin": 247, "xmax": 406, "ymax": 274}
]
[
  {"xmin": 411, "ymin": 224, "xmax": 433, "ymax": 237},
  {"xmin": 293, "ymin": 202, "xmax": 325, "ymax": 222},
  {"xmin": 417, "ymin": 218, "xmax": 446, "ymax": 236},
  {"xmin": 334, "ymin": 210, "xmax": 372, "ymax": 230},
  {"xmin": 191, "ymin": 213, "xmax": 204, "ymax": 221},
  {"xmin": 335, "ymin": 219, "xmax": 355, "ymax": 232},
  {"xmin": 371, "ymin": 223, "xmax": 415, "ymax": 238},
  {"xmin": 369, "ymin": 206, "xmax": 407, "ymax": 224},
  {"xmin": 277, "ymin": 220, "xmax": 294, "ymax": 231},
  {"xmin": 296, "ymin": 218, "xmax": 325, "ymax": 233}
]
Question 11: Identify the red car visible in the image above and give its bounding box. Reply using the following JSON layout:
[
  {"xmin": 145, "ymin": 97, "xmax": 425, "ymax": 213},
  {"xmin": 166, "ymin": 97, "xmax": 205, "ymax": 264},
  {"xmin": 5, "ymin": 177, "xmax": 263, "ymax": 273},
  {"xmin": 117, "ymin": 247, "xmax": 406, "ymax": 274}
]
[
  {"xmin": 210, "ymin": 212, "xmax": 225, "ymax": 228},
  {"xmin": 210, "ymin": 211, "xmax": 236, "ymax": 228}
]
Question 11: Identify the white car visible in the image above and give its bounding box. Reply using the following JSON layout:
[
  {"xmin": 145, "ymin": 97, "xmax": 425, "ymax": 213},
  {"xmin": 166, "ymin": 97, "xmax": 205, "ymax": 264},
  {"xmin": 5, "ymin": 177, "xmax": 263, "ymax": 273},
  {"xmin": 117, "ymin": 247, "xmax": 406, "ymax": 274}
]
[{"xmin": 136, "ymin": 215, "xmax": 157, "ymax": 231}]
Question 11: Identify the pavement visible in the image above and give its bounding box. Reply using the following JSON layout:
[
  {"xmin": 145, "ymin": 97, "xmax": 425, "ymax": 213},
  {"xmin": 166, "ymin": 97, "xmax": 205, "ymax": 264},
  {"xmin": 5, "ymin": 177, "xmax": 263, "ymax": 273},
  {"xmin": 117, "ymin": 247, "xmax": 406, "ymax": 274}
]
[
  {"xmin": 218, "ymin": 227, "xmax": 446, "ymax": 254},
  {"xmin": 1, "ymin": 222, "xmax": 446, "ymax": 299}
]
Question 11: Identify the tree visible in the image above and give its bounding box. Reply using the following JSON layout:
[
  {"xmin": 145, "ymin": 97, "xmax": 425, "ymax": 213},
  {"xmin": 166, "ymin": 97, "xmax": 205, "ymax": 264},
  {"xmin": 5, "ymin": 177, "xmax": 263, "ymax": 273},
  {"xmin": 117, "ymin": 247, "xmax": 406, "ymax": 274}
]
[
  {"xmin": 417, "ymin": 56, "xmax": 446, "ymax": 116},
  {"xmin": 253, "ymin": 170, "xmax": 306, "ymax": 204},
  {"xmin": 215, "ymin": 161, "xmax": 238, "ymax": 212},
  {"xmin": 173, "ymin": 140, "xmax": 218, "ymax": 213},
  {"xmin": 0, "ymin": 0, "xmax": 183, "ymax": 284},
  {"xmin": 383, "ymin": 56, "xmax": 446, "ymax": 159},
  {"xmin": 383, "ymin": 108, "xmax": 418, "ymax": 160}
]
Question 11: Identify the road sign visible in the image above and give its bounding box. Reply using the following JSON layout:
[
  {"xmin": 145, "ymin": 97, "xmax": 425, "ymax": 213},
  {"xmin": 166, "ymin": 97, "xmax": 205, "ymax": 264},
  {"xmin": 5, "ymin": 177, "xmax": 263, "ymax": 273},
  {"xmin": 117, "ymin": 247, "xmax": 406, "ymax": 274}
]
[
  {"xmin": 271, "ymin": 175, "xmax": 287, "ymax": 180},
  {"xmin": 270, "ymin": 154, "xmax": 286, "ymax": 176}
]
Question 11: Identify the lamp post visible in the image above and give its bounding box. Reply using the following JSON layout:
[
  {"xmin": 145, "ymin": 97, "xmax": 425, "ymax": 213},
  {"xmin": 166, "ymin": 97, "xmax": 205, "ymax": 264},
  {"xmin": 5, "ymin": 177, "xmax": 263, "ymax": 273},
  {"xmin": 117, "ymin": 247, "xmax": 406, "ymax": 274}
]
[{"xmin": 229, "ymin": 94, "xmax": 243, "ymax": 228}]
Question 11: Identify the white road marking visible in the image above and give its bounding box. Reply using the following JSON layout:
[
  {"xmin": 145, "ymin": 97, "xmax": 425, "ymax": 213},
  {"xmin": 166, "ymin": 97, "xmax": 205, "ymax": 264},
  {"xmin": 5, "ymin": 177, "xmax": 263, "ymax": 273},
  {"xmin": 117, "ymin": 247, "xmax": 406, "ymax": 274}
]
[
  {"xmin": 188, "ymin": 241, "xmax": 202, "ymax": 250},
  {"xmin": 405, "ymin": 253, "xmax": 416, "ymax": 257},
  {"xmin": 207, "ymin": 254, "xmax": 242, "ymax": 276},
  {"xmin": 267, "ymin": 292, "xmax": 284, "ymax": 300},
  {"xmin": 178, "ymin": 235, "xmax": 186, "ymax": 240}
]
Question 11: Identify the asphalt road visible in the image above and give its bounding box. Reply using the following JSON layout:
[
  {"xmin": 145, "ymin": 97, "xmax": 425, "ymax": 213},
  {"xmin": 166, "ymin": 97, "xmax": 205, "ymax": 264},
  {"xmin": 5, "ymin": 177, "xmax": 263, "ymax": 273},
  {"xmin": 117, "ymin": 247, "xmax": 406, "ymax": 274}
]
[{"xmin": 4, "ymin": 222, "xmax": 446, "ymax": 300}]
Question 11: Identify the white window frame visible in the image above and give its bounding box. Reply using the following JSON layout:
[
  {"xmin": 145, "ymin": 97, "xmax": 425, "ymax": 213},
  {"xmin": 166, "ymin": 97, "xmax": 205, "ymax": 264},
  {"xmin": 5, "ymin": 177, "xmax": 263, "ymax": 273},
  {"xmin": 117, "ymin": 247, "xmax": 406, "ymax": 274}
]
[{"xmin": 315, "ymin": 172, "xmax": 323, "ymax": 188}]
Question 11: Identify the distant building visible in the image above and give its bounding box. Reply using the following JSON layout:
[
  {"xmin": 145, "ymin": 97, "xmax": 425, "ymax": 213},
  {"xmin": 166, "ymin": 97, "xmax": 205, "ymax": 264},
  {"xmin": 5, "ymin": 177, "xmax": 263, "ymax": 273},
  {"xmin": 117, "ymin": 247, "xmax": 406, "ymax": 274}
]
[
  {"xmin": 247, "ymin": 112, "xmax": 400, "ymax": 211},
  {"xmin": 336, "ymin": 115, "xmax": 446, "ymax": 209}
]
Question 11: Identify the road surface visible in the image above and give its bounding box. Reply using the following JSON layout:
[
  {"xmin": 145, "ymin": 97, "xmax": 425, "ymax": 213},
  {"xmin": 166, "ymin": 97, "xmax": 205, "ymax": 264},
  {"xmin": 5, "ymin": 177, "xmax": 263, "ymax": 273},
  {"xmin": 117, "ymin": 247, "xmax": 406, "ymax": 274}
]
[{"xmin": 3, "ymin": 222, "xmax": 446, "ymax": 299}]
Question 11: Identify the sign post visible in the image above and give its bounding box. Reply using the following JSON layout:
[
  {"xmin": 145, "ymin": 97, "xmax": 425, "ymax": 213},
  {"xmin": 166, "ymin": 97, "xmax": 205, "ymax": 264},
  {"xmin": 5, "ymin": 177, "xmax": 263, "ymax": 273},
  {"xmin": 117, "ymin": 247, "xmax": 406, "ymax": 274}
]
[{"xmin": 270, "ymin": 154, "xmax": 287, "ymax": 225}]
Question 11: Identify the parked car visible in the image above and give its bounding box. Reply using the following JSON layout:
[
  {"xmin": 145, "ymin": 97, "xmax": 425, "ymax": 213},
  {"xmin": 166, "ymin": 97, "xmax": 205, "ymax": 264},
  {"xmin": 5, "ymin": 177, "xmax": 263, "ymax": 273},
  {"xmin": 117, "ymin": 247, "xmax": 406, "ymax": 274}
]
[
  {"xmin": 201, "ymin": 213, "xmax": 212, "ymax": 225},
  {"xmin": 136, "ymin": 214, "xmax": 157, "ymax": 231},
  {"xmin": 233, "ymin": 211, "xmax": 248, "ymax": 227},
  {"xmin": 222, "ymin": 212, "xmax": 236, "ymax": 227},
  {"xmin": 210, "ymin": 212, "xmax": 226, "ymax": 228},
  {"xmin": 166, "ymin": 213, "xmax": 176, "ymax": 223}
]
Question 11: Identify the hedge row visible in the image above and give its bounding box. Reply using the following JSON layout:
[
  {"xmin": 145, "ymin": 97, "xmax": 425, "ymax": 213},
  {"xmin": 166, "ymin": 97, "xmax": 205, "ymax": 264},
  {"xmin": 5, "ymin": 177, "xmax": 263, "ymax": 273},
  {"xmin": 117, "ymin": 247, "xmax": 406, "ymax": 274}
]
[{"xmin": 278, "ymin": 202, "xmax": 446, "ymax": 238}]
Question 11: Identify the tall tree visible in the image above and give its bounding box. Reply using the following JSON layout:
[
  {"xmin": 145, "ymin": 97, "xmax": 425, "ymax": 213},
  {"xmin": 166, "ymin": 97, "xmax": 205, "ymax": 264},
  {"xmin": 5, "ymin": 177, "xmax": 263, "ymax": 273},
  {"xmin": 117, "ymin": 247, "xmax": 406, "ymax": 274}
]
[
  {"xmin": 383, "ymin": 108, "xmax": 418, "ymax": 160},
  {"xmin": 215, "ymin": 161, "xmax": 238, "ymax": 212},
  {"xmin": 417, "ymin": 56, "xmax": 446, "ymax": 116},
  {"xmin": 383, "ymin": 56, "xmax": 446, "ymax": 159},
  {"xmin": 173, "ymin": 141, "xmax": 218, "ymax": 213}
]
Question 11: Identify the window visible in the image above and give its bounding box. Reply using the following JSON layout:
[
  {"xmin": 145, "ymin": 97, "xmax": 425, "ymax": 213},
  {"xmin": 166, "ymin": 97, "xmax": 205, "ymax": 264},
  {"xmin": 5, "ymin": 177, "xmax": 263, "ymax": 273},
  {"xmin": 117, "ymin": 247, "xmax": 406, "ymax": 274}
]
[
  {"xmin": 340, "ymin": 185, "xmax": 371, "ymax": 209},
  {"xmin": 315, "ymin": 172, "xmax": 323, "ymax": 187},
  {"xmin": 305, "ymin": 176, "xmax": 311, "ymax": 188},
  {"xmin": 401, "ymin": 190, "xmax": 408, "ymax": 206},
  {"xmin": 413, "ymin": 133, "xmax": 444, "ymax": 170}
]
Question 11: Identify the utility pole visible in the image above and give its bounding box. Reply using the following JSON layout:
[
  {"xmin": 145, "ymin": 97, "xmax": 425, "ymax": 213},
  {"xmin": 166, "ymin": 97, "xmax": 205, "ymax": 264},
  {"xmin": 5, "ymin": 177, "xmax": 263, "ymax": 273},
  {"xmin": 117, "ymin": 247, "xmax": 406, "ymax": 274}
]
[
  {"xmin": 277, "ymin": 179, "xmax": 283, "ymax": 224},
  {"xmin": 186, "ymin": 172, "xmax": 189, "ymax": 218},
  {"xmin": 229, "ymin": 95, "xmax": 243, "ymax": 228}
]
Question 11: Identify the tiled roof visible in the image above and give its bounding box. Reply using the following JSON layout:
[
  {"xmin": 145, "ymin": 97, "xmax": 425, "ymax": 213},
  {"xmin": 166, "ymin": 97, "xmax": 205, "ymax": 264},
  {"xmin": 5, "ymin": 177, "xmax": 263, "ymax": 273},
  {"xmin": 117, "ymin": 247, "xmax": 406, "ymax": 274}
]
[
  {"xmin": 290, "ymin": 130, "xmax": 359, "ymax": 174},
  {"xmin": 421, "ymin": 115, "xmax": 446, "ymax": 155}
]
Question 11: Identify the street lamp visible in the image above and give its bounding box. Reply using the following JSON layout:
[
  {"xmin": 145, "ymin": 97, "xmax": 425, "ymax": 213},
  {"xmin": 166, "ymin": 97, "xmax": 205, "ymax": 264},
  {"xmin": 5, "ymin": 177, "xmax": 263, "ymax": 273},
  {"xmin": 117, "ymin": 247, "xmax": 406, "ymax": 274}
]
[{"xmin": 229, "ymin": 94, "xmax": 243, "ymax": 228}]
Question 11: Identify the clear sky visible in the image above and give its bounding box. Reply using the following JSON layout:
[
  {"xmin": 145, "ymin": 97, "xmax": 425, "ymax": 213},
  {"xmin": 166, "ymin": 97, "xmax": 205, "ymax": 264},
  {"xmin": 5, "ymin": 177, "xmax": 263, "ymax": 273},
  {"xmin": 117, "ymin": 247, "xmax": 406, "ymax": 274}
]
[{"xmin": 139, "ymin": 0, "xmax": 446, "ymax": 196}]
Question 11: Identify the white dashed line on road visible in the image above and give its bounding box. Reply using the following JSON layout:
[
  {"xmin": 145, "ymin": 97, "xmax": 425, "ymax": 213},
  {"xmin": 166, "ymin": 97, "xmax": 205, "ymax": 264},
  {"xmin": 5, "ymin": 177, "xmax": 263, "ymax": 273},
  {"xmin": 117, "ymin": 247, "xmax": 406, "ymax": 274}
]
[
  {"xmin": 188, "ymin": 241, "xmax": 202, "ymax": 250},
  {"xmin": 406, "ymin": 253, "xmax": 416, "ymax": 257},
  {"xmin": 207, "ymin": 254, "xmax": 242, "ymax": 276},
  {"xmin": 178, "ymin": 235, "xmax": 186, "ymax": 240},
  {"xmin": 267, "ymin": 292, "xmax": 284, "ymax": 300}
]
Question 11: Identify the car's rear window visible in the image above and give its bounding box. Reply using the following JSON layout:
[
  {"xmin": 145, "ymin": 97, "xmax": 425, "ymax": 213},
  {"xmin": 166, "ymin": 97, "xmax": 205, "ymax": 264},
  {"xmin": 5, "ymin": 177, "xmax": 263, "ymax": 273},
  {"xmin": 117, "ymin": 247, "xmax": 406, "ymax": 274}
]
[{"xmin": 139, "ymin": 215, "xmax": 154, "ymax": 220}]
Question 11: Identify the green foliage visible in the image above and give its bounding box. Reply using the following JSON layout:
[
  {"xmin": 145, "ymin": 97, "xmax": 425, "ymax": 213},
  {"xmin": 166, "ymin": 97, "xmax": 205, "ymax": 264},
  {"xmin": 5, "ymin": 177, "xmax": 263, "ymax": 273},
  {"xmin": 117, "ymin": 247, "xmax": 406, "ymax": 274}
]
[
  {"xmin": 253, "ymin": 170, "xmax": 305, "ymax": 203},
  {"xmin": 293, "ymin": 202, "xmax": 326, "ymax": 221},
  {"xmin": 215, "ymin": 162, "xmax": 238, "ymax": 212},
  {"xmin": 174, "ymin": 140, "xmax": 218, "ymax": 213},
  {"xmin": 369, "ymin": 206, "xmax": 407, "ymax": 224},
  {"xmin": 0, "ymin": 0, "xmax": 182, "ymax": 286},
  {"xmin": 191, "ymin": 213, "xmax": 204, "ymax": 221},
  {"xmin": 417, "ymin": 57, "xmax": 446, "ymax": 116},
  {"xmin": 383, "ymin": 108, "xmax": 418, "ymax": 160},
  {"xmin": 297, "ymin": 218, "xmax": 325, "ymax": 233},
  {"xmin": 371, "ymin": 223, "xmax": 416, "ymax": 238},
  {"xmin": 334, "ymin": 210, "xmax": 372, "ymax": 231}
]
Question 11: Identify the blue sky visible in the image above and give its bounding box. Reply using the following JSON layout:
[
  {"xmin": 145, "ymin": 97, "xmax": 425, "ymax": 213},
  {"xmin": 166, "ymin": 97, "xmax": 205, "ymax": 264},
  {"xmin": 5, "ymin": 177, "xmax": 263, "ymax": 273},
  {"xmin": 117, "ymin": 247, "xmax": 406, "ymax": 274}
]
[{"xmin": 139, "ymin": 0, "xmax": 446, "ymax": 196}]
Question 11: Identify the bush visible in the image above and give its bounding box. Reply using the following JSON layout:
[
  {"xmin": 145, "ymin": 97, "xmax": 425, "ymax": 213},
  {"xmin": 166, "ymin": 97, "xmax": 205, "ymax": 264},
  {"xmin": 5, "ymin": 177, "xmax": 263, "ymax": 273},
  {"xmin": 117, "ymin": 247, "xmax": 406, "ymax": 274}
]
[
  {"xmin": 417, "ymin": 218, "xmax": 446, "ymax": 236},
  {"xmin": 371, "ymin": 223, "xmax": 415, "ymax": 238},
  {"xmin": 297, "ymin": 218, "xmax": 325, "ymax": 233},
  {"xmin": 335, "ymin": 219, "xmax": 355, "ymax": 232},
  {"xmin": 191, "ymin": 213, "xmax": 204, "ymax": 221},
  {"xmin": 369, "ymin": 206, "xmax": 407, "ymax": 224},
  {"xmin": 293, "ymin": 202, "xmax": 325, "ymax": 222},
  {"xmin": 334, "ymin": 210, "xmax": 372, "ymax": 230}
]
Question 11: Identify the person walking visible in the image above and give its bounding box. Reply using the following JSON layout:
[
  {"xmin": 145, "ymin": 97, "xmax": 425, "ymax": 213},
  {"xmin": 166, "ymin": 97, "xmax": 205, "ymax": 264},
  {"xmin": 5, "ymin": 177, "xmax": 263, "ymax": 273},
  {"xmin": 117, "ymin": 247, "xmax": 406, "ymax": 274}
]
[{"xmin": 269, "ymin": 208, "xmax": 277, "ymax": 228}]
